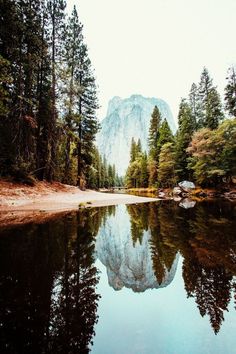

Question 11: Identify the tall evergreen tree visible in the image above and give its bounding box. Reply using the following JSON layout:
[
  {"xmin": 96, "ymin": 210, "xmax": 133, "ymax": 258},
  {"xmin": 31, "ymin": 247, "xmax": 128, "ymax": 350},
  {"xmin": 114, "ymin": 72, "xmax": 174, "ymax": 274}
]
[
  {"xmin": 0, "ymin": 0, "xmax": 46, "ymax": 178},
  {"xmin": 47, "ymin": 0, "xmax": 66, "ymax": 179},
  {"xmin": 225, "ymin": 66, "xmax": 236, "ymax": 117},
  {"xmin": 198, "ymin": 67, "xmax": 224, "ymax": 129},
  {"xmin": 189, "ymin": 82, "xmax": 201, "ymax": 129},
  {"xmin": 157, "ymin": 118, "xmax": 173, "ymax": 153},
  {"xmin": 175, "ymin": 98, "xmax": 195, "ymax": 180},
  {"xmin": 76, "ymin": 42, "xmax": 99, "ymax": 188},
  {"xmin": 148, "ymin": 106, "xmax": 161, "ymax": 186},
  {"xmin": 140, "ymin": 152, "xmax": 148, "ymax": 188},
  {"xmin": 148, "ymin": 105, "xmax": 161, "ymax": 160},
  {"xmin": 62, "ymin": 5, "xmax": 83, "ymax": 183},
  {"xmin": 130, "ymin": 137, "xmax": 137, "ymax": 163},
  {"xmin": 36, "ymin": 0, "xmax": 54, "ymax": 180},
  {"xmin": 158, "ymin": 142, "xmax": 176, "ymax": 187}
]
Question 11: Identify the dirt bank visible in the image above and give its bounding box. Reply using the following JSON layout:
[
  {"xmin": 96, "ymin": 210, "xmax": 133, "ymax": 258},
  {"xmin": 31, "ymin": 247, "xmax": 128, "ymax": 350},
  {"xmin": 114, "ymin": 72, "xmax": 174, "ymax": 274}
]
[{"xmin": 0, "ymin": 180, "xmax": 158, "ymax": 214}]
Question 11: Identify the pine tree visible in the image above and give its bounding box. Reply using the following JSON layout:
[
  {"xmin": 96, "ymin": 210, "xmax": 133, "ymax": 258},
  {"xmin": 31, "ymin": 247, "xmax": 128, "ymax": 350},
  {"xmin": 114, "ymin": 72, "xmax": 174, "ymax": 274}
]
[
  {"xmin": 47, "ymin": 0, "xmax": 66, "ymax": 179},
  {"xmin": 140, "ymin": 152, "xmax": 148, "ymax": 187},
  {"xmin": 36, "ymin": 0, "xmax": 54, "ymax": 180},
  {"xmin": 157, "ymin": 118, "xmax": 173, "ymax": 153},
  {"xmin": 148, "ymin": 106, "xmax": 161, "ymax": 186},
  {"xmin": 175, "ymin": 99, "xmax": 195, "ymax": 180},
  {"xmin": 148, "ymin": 105, "xmax": 161, "ymax": 160},
  {"xmin": 158, "ymin": 142, "xmax": 176, "ymax": 187},
  {"xmin": 0, "ymin": 0, "xmax": 47, "ymax": 179},
  {"xmin": 225, "ymin": 66, "xmax": 236, "ymax": 117},
  {"xmin": 136, "ymin": 138, "xmax": 142, "ymax": 156},
  {"xmin": 198, "ymin": 67, "xmax": 224, "ymax": 129},
  {"xmin": 62, "ymin": 5, "xmax": 83, "ymax": 183},
  {"xmin": 189, "ymin": 82, "xmax": 201, "ymax": 129},
  {"xmin": 76, "ymin": 42, "xmax": 99, "ymax": 188},
  {"xmin": 130, "ymin": 137, "xmax": 137, "ymax": 163}
]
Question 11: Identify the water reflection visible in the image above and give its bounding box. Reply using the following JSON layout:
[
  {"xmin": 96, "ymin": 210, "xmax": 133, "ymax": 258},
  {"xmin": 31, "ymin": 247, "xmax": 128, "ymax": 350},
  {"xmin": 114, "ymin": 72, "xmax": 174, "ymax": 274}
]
[
  {"xmin": 0, "ymin": 200, "xmax": 235, "ymax": 354},
  {"xmin": 0, "ymin": 209, "xmax": 108, "ymax": 354},
  {"xmin": 95, "ymin": 205, "xmax": 178, "ymax": 292},
  {"xmin": 126, "ymin": 200, "xmax": 236, "ymax": 334}
]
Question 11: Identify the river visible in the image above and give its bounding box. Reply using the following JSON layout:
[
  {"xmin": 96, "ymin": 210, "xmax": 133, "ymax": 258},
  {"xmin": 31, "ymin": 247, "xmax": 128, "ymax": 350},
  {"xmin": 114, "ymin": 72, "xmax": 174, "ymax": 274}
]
[{"xmin": 0, "ymin": 199, "xmax": 235, "ymax": 354}]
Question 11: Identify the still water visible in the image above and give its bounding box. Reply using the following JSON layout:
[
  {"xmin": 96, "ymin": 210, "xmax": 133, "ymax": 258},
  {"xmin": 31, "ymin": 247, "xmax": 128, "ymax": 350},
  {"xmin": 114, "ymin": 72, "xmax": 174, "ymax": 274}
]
[{"xmin": 0, "ymin": 200, "xmax": 235, "ymax": 354}]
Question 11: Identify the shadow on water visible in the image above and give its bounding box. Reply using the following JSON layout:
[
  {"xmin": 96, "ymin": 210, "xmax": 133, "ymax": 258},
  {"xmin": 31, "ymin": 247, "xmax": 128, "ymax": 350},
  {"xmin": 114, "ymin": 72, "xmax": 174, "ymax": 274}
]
[
  {"xmin": 0, "ymin": 200, "xmax": 235, "ymax": 352},
  {"xmin": 0, "ymin": 207, "xmax": 115, "ymax": 354}
]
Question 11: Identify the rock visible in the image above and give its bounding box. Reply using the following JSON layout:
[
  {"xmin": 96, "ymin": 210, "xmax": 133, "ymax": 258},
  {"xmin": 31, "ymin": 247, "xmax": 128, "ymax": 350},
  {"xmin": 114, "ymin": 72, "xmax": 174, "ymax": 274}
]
[
  {"xmin": 173, "ymin": 187, "xmax": 182, "ymax": 195},
  {"xmin": 173, "ymin": 196, "xmax": 182, "ymax": 202},
  {"xmin": 96, "ymin": 94, "xmax": 176, "ymax": 175},
  {"xmin": 224, "ymin": 191, "xmax": 236, "ymax": 199},
  {"xmin": 158, "ymin": 192, "xmax": 166, "ymax": 198},
  {"xmin": 178, "ymin": 181, "xmax": 195, "ymax": 191},
  {"xmin": 179, "ymin": 198, "xmax": 196, "ymax": 209}
]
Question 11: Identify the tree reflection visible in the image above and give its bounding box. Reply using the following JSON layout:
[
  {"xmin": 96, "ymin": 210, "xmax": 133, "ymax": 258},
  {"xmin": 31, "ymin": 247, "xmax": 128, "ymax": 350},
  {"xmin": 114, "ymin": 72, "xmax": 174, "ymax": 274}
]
[
  {"xmin": 127, "ymin": 200, "xmax": 236, "ymax": 334},
  {"xmin": 181, "ymin": 201, "xmax": 236, "ymax": 334},
  {"xmin": 0, "ymin": 207, "xmax": 110, "ymax": 353},
  {"xmin": 126, "ymin": 204, "xmax": 149, "ymax": 245}
]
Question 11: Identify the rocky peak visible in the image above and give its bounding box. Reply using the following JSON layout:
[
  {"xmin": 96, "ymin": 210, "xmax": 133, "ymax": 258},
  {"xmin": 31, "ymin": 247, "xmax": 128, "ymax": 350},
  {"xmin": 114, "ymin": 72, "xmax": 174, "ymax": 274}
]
[{"xmin": 97, "ymin": 94, "xmax": 176, "ymax": 175}]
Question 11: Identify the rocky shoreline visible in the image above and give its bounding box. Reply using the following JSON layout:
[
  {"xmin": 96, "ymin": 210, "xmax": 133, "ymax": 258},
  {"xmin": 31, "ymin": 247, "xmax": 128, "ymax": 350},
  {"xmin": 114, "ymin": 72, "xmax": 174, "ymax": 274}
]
[{"xmin": 128, "ymin": 180, "xmax": 236, "ymax": 202}]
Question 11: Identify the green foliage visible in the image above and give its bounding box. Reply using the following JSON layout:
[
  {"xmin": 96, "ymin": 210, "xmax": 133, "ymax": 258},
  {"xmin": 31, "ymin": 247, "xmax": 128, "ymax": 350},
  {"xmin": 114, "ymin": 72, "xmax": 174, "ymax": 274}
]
[
  {"xmin": 0, "ymin": 1, "xmax": 100, "ymax": 188},
  {"xmin": 158, "ymin": 142, "xmax": 176, "ymax": 187},
  {"xmin": 125, "ymin": 138, "xmax": 149, "ymax": 188},
  {"xmin": 148, "ymin": 105, "xmax": 161, "ymax": 161},
  {"xmin": 86, "ymin": 146, "xmax": 121, "ymax": 189},
  {"xmin": 225, "ymin": 66, "xmax": 236, "ymax": 118},
  {"xmin": 198, "ymin": 67, "xmax": 224, "ymax": 129},
  {"xmin": 175, "ymin": 99, "xmax": 195, "ymax": 180},
  {"xmin": 157, "ymin": 118, "xmax": 174, "ymax": 153},
  {"xmin": 187, "ymin": 119, "xmax": 236, "ymax": 186},
  {"xmin": 0, "ymin": 55, "xmax": 12, "ymax": 116}
]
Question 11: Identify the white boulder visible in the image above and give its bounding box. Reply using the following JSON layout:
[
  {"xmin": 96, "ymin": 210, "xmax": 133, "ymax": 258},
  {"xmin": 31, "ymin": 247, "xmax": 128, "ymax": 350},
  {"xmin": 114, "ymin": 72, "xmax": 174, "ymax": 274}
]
[{"xmin": 178, "ymin": 181, "xmax": 195, "ymax": 191}]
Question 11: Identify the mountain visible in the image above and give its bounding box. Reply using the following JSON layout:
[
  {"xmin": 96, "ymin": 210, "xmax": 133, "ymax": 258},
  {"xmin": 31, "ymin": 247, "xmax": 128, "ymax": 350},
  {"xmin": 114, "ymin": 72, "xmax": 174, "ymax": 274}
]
[
  {"xmin": 95, "ymin": 205, "xmax": 179, "ymax": 292},
  {"xmin": 96, "ymin": 94, "xmax": 176, "ymax": 176}
]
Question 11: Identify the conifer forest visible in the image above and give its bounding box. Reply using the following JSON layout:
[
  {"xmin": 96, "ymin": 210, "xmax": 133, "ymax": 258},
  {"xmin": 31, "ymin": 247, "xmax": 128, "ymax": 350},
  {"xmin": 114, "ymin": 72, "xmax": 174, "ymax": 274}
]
[{"xmin": 0, "ymin": 0, "xmax": 120, "ymax": 189}]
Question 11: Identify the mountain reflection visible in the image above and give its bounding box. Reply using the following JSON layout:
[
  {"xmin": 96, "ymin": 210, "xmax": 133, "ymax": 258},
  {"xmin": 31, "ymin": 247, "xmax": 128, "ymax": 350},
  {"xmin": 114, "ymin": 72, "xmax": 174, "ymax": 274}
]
[
  {"xmin": 0, "ymin": 208, "xmax": 109, "ymax": 354},
  {"xmin": 95, "ymin": 204, "xmax": 179, "ymax": 292}
]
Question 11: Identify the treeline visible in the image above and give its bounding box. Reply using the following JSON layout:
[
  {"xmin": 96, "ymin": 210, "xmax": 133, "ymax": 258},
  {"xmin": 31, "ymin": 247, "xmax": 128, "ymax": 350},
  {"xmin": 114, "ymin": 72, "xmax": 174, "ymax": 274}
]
[
  {"xmin": 125, "ymin": 67, "xmax": 236, "ymax": 188},
  {"xmin": 0, "ymin": 0, "xmax": 108, "ymax": 188},
  {"xmin": 88, "ymin": 147, "xmax": 123, "ymax": 189}
]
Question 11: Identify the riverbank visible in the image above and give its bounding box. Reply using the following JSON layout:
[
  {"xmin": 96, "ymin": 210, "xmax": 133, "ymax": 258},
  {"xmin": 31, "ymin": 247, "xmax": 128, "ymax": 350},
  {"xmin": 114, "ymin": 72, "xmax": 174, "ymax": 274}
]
[
  {"xmin": 0, "ymin": 180, "xmax": 159, "ymax": 212},
  {"xmin": 127, "ymin": 186, "xmax": 236, "ymax": 200},
  {"xmin": 0, "ymin": 180, "xmax": 160, "ymax": 228}
]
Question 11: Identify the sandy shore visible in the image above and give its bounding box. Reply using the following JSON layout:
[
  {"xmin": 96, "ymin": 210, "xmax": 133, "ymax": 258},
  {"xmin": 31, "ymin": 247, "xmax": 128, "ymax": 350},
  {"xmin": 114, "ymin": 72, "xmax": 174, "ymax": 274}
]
[
  {"xmin": 0, "ymin": 182, "xmax": 158, "ymax": 228},
  {"xmin": 0, "ymin": 188, "xmax": 158, "ymax": 212}
]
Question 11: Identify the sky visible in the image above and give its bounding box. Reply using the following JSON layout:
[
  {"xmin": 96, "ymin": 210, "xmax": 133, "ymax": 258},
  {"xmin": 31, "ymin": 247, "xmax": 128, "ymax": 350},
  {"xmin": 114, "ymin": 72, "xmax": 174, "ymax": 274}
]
[{"xmin": 67, "ymin": 0, "xmax": 236, "ymax": 122}]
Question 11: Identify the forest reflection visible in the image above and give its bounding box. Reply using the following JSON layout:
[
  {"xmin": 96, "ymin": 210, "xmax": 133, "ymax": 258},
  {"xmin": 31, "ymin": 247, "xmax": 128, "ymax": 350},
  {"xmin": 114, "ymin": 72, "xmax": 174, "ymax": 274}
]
[
  {"xmin": 0, "ymin": 201, "xmax": 235, "ymax": 354},
  {"xmin": 127, "ymin": 200, "xmax": 236, "ymax": 334},
  {"xmin": 0, "ymin": 207, "xmax": 114, "ymax": 354}
]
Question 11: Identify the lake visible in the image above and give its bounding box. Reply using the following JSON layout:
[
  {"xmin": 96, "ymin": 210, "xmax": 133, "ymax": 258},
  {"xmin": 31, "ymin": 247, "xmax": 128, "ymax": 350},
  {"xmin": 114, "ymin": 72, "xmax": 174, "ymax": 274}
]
[{"xmin": 0, "ymin": 200, "xmax": 235, "ymax": 354}]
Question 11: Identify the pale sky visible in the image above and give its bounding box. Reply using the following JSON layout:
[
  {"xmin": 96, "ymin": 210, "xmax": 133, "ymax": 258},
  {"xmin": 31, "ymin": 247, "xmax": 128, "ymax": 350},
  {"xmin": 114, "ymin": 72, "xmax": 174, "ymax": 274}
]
[{"xmin": 67, "ymin": 0, "xmax": 236, "ymax": 122}]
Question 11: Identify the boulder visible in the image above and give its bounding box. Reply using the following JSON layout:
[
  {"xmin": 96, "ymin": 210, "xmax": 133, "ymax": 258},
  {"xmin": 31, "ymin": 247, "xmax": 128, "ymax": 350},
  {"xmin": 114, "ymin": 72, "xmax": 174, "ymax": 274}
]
[
  {"xmin": 158, "ymin": 192, "xmax": 166, "ymax": 198},
  {"xmin": 173, "ymin": 196, "xmax": 182, "ymax": 202},
  {"xmin": 173, "ymin": 187, "xmax": 182, "ymax": 195},
  {"xmin": 178, "ymin": 181, "xmax": 195, "ymax": 192}
]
